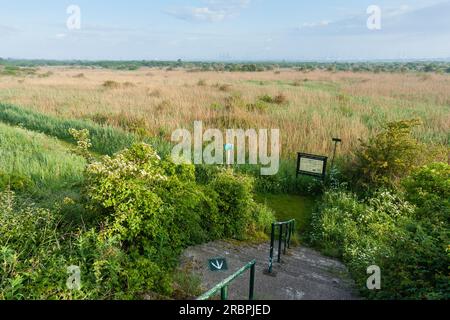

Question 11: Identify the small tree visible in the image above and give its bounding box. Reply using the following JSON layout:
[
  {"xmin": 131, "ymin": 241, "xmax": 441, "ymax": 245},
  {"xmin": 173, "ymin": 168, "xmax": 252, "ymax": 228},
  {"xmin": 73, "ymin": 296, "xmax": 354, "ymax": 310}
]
[
  {"xmin": 353, "ymin": 119, "xmax": 424, "ymax": 190},
  {"xmin": 69, "ymin": 128, "xmax": 93, "ymax": 162}
]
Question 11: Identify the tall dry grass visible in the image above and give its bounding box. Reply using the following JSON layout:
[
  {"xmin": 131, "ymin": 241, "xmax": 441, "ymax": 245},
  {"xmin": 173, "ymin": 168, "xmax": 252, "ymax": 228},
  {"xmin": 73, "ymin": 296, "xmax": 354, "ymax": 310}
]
[{"xmin": 0, "ymin": 67, "xmax": 448, "ymax": 159}]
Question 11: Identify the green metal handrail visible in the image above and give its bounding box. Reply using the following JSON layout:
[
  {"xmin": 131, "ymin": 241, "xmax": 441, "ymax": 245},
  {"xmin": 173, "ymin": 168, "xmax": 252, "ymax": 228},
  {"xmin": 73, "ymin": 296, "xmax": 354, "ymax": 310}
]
[
  {"xmin": 197, "ymin": 260, "xmax": 256, "ymax": 301},
  {"xmin": 268, "ymin": 219, "xmax": 295, "ymax": 274}
]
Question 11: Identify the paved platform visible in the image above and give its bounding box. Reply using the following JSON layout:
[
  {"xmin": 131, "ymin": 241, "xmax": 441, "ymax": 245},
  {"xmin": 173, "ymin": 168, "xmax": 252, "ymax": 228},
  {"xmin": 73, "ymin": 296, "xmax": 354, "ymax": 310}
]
[{"xmin": 181, "ymin": 240, "xmax": 360, "ymax": 300}]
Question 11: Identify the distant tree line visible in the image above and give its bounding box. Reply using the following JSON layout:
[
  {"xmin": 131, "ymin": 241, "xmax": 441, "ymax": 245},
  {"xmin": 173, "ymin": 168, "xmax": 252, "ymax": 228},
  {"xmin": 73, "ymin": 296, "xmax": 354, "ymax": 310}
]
[{"xmin": 1, "ymin": 58, "xmax": 450, "ymax": 74}]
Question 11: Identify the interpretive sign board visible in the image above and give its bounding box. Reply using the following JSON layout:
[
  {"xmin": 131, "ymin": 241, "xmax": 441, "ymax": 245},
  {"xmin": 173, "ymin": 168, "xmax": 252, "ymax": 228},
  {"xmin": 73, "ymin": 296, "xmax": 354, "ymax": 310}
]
[{"xmin": 296, "ymin": 153, "xmax": 328, "ymax": 180}]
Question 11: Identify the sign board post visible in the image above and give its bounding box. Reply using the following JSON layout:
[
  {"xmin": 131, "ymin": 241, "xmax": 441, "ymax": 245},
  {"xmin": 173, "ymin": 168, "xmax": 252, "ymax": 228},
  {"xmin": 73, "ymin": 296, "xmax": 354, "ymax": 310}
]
[
  {"xmin": 296, "ymin": 153, "xmax": 328, "ymax": 181},
  {"xmin": 331, "ymin": 138, "xmax": 342, "ymax": 169}
]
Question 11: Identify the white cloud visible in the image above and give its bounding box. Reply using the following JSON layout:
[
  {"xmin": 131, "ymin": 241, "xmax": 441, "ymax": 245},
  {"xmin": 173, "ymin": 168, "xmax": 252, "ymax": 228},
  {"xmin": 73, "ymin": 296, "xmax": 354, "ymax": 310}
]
[
  {"xmin": 295, "ymin": 1, "xmax": 450, "ymax": 36},
  {"xmin": 300, "ymin": 20, "xmax": 331, "ymax": 29},
  {"xmin": 0, "ymin": 24, "xmax": 20, "ymax": 36},
  {"xmin": 167, "ymin": 0, "xmax": 251, "ymax": 22}
]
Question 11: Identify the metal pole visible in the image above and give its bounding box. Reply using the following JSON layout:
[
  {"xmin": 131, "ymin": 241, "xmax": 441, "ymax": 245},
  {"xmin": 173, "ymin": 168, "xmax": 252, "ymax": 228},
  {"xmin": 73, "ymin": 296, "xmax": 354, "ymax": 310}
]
[
  {"xmin": 283, "ymin": 224, "xmax": 289, "ymax": 254},
  {"xmin": 249, "ymin": 263, "xmax": 255, "ymax": 300},
  {"xmin": 221, "ymin": 286, "xmax": 228, "ymax": 300},
  {"xmin": 287, "ymin": 221, "xmax": 293, "ymax": 249},
  {"xmin": 331, "ymin": 138, "xmax": 342, "ymax": 169},
  {"xmin": 278, "ymin": 224, "xmax": 283, "ymax": 263},
  {"xmin": 268, "ymin": 223, "xmax": 275, "ymax": 273},
  {"xmin": 292, "ymin": 221, "xmax": 296, "ymax": 245}
]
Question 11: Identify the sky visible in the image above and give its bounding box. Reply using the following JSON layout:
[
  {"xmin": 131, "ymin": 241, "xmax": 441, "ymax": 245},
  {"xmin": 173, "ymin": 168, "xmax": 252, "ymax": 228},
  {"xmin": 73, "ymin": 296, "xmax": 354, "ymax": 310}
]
[{"xmin": 0, "ymin": 0, "xmax": 449, "ymax": 61}]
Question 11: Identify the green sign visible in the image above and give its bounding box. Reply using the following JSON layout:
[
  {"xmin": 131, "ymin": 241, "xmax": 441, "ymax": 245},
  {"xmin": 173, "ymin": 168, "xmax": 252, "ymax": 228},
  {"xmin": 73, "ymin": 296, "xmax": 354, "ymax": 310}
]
[{"xmin": 208, "ymin": 258, "xmax": 228, "ymax": 272}]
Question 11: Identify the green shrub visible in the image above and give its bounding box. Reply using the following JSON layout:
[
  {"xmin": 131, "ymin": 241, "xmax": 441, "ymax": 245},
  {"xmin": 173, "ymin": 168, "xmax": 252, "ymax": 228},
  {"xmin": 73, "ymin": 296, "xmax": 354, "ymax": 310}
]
[
  {"xmin": 0, "ymin": 190, "xmax": 69, "ymax": 300},
  {"xmin": 207, "ymin": 169, "xmax": 272, "ymax": 239},
  {"xmin": 0, "ymin": 189, "xmax": 174, "ymax": 300},
  {"xmin": 0, "ymin": 171, "xmax": 33, "ymax": 191},
  {"xmin": 258, "ymin": 93, "xmax": 288, "ymax": 105},
  {"xmin": 84, "ymin": 143, "xmax": 273, "ymax": 263},
  {"xmin": 258, "ymin": 94, "xmax": 274, "ymax": 104},
  {"xmin": 350, "ymin": 119, "xmax": 425, "ymax": 190},
  {"xmin": 403, "ymin": 162, "xmax": 450, "ymax": 223},
  {"xmin": 310, "ymin": 186, "xmax": 449, "ymax": 300},
  {"xmin": 1, "ymin": 139, "xmax": 275, "ymax": 299}
]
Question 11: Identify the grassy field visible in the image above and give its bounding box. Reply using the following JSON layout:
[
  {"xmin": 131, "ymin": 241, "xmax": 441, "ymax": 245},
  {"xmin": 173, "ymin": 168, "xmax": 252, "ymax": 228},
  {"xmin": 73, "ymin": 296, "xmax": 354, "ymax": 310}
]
[{"xmin": 0, "ymin": 67, "xmax": 448, "ymax": 160}]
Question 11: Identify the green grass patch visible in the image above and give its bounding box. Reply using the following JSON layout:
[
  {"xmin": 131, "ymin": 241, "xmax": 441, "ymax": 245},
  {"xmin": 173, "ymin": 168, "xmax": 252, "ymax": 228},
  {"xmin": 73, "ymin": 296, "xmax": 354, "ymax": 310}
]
[
  {"xmin": 255, "ymin": 194, "xmax": 316, "ymax": 233},
  {"xmin": 0, "ymin": 122, "xmax": 85, "ymax": 196},
  {"xmin": 0, "ymin": 103, "xmax": 172, "ymax": 156},
  {"xmin": 301, "ymin": 80, "xmax": 340, "ymax": 93}
]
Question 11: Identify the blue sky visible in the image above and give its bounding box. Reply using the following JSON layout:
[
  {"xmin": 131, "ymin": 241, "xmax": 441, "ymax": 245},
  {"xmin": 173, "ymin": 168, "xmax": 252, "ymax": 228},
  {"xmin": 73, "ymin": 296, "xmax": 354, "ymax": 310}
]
[{"xmin": 0, "ymin": 0, "xmax": 449, "ymax": 60}]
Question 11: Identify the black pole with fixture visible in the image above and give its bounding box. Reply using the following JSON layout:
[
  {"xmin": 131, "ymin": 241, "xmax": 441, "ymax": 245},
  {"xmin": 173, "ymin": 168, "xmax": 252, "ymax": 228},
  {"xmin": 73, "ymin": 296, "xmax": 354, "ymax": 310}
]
[{"xmin": 331, "ymin": 138, "xmax": 342, "ymax": 169}]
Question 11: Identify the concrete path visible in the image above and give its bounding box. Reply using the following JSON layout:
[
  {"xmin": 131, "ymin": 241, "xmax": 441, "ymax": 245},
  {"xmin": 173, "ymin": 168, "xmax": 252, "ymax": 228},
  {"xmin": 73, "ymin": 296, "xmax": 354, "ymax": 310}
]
[{"xmin": 180, "ymin": 240, "xmax": 360, "ymax": 300}]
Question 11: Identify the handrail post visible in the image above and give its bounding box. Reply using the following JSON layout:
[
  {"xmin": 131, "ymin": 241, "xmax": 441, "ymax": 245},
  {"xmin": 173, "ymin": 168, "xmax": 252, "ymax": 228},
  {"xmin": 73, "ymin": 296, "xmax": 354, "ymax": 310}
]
[
  {"xmin": 283, "ymin": 223, "xmax": 289, "ymax": 254},
  {"xmin": 267, "ymin": 219, "xmax": 296, "ymax": 275},
  {"xmin": 277, "ymin": 224, "xmax": 283, "ymax": 263},
  {"xmin": 221, "ymin": 286, "xmax": 229, "ymax": 300},
  {"xmin": 249, "ymin": 263, "xmax": 255, "ymax": 300},
  {"xmin": 198, "ymin": 260, "xmax": 256, "ymax": 301},
  {"xmin": 287, "ymin": 221, "xmax": 291, "ymax": 249},
  {"xmin": 268, "ymin": 223, "xmax": 275, "ymax": 273},
  {"xmin": 288, "ymin": 220, "xmax": 294, "ymax": 249}
]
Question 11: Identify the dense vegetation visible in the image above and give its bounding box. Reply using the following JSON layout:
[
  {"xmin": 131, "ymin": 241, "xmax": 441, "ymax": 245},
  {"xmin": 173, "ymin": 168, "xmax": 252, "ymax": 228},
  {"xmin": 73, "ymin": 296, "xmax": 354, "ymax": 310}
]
[
  {"xmin": 2, "ymin": 58, "xmax": 450, "ymax": 74},
  {"xmin": 309, "ymin": 121, "xmax": 449, "ymax": 300},
  {"xmin": 0, "ymin": 65, "xmax": 448, "ymax": 300},
  {"xmin": 0, "ymin": 127, "xmax": 274, "ymax": 299}
]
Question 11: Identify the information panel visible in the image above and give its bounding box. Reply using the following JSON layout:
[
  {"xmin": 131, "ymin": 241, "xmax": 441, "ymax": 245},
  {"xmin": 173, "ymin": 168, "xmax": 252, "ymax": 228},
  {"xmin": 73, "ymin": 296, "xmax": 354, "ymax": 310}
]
[{"xmin": 296, "ymin": 153, "xmax": 328, "ymax": 180}]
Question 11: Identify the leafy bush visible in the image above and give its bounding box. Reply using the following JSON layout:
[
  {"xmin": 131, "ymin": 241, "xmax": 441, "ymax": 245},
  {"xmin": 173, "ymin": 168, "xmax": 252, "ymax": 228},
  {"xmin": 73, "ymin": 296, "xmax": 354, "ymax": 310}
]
[
  {"xmin": 310, "ymin": 172, "xmax": 450, "ymax": 300},
  {"xmin": 350, "ymin": 119, "xmax": 425, "ymax": 190},
  {"xmin": 403, "ymin": 162, "xmax": 450, "ymax": 223},
  {"xmin": 0, "ymin": 190, "xmax": 69, "ymax": 299},
  {"xmin": 0, "ymin": 124, "xmax": 275, "ymax": 299},
  {"xmin": 0, "ymin": 171, "xmax": 33, "ymax": 191},
  {"xmin": 207, "ymin": 169, "xmax": 273, "ymax": 239},
  {"xmin": 258, "ymin": 93, "xmax": 288, "ymax": 105},
  {"xmin": 0, "ymin": 190, "xmax": 172, "ymax": 300},
  {"xmin": 259, "ymin": 94, "xmax": 275, "ymax": 104},
  {"xmin": 82, "ymin": 143, "xmax": 274, "ymax": 294}
]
